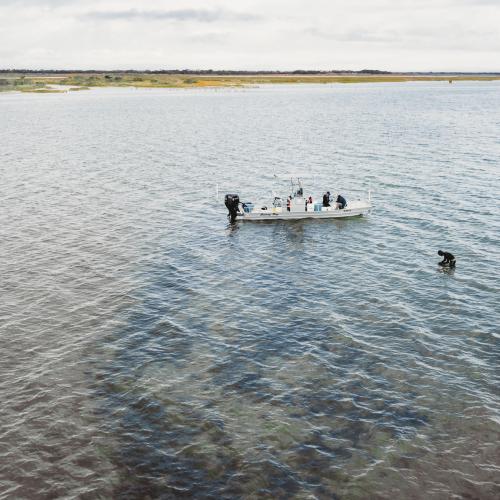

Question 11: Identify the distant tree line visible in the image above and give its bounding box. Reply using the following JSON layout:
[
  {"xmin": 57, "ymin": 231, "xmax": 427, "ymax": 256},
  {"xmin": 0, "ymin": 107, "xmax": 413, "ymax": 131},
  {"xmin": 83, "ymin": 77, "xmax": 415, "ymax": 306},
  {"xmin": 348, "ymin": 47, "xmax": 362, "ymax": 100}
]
[
  {"xmin": 0, "ymin": 69, "xmax": 395, "ymax": 75},
  {"xmin": 1, "ymin": 69, "xmax": 498, "ymax": 75}
]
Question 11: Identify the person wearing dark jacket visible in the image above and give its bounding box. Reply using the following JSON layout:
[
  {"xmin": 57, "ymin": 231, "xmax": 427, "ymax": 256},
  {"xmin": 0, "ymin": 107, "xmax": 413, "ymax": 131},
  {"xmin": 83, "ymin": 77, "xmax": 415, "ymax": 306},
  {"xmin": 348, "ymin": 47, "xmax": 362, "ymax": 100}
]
[
  {"xmin": 336, "ymin": 194, "xmax": 347, "ymax": 209},
  {"xmin": 438, "ymin": 250, "xmax": 456, "ymax": 267},
  {"xmin": 322, "ymin": 192, "xmax": 331, "ymax": 207}
]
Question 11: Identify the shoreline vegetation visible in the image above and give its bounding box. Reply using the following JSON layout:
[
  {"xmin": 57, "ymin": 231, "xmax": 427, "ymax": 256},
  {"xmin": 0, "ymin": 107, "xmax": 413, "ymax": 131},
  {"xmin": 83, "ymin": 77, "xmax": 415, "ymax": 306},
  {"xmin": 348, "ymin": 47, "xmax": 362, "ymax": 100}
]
[{"xmin": 1, "ymin": 70, "xmax": 499, "ymax": 93}]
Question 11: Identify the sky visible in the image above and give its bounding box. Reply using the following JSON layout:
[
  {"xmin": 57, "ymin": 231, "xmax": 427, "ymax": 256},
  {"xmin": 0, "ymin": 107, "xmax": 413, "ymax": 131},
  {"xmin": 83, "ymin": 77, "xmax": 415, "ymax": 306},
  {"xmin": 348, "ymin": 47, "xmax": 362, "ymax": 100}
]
[{"xmin": 1, "ymin": 0, "xmax": 499, "ymax": 72}]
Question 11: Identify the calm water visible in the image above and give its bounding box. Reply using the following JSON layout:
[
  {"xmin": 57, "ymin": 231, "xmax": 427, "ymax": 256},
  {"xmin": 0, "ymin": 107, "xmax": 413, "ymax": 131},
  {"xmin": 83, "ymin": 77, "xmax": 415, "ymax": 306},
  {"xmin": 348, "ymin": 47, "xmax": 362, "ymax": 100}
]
[{"xmin": 1, "ymin": 82, "xmax": 499, "ymax": 499}]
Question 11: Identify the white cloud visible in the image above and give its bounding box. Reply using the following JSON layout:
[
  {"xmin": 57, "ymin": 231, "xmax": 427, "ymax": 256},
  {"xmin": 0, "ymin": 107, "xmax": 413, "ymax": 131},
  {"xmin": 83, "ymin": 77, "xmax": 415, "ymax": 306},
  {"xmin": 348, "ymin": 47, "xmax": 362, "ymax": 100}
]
[
  {"xmin": 0, "ymin": 0, "xmax": 499, "ymax": 71},
  {"xmin": 80, "ymin": 8, "xmax": 259, "ymax": 23}
]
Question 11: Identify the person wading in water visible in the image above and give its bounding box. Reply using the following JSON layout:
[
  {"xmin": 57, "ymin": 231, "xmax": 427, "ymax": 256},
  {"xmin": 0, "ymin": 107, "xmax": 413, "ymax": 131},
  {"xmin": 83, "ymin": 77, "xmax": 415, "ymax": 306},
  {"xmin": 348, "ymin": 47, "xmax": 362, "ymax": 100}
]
[{"xmin": 438, "ymin": 250, "xmax": 456, "ymax": 268}]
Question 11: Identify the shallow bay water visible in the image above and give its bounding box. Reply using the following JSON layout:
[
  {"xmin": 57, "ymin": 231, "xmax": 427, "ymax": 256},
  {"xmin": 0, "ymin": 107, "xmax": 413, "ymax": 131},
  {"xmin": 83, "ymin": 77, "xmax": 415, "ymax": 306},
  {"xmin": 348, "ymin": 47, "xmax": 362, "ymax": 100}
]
[{"xmin": 1, "ymin": 82, "xmax": 499, "ymax": 498}]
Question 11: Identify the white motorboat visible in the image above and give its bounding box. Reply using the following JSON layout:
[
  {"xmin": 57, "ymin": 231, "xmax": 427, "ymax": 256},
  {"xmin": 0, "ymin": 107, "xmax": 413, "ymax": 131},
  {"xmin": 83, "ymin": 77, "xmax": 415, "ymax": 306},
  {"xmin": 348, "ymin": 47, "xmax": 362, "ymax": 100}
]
[{"xmin": 225, "ymin": 176, "xmax": 372, "ymax": 222}]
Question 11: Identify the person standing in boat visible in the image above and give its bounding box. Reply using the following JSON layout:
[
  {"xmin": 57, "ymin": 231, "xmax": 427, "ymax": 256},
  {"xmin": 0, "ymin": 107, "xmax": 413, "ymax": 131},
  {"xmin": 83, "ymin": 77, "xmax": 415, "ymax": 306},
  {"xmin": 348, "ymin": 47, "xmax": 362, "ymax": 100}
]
[
  {"xmin": 287, "ymin": 196, "xmax": 291, "ymax": 212},
  {"xmin": 305, "ymin": 195, "xmax": 313, "ymax": 211},
  {"xmin": 322, "ymin": 192, "xmax": 331, "ymax": 207}
]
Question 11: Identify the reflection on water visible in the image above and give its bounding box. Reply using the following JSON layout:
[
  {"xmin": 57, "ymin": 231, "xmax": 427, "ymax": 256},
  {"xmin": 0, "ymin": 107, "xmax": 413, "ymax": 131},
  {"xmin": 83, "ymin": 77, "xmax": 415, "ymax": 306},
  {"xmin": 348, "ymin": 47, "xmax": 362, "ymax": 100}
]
[
  {"xmin": 1, "ymin": 83, "xmax": 499, "ymax": 498},
  {"xmin": 437, "ymin": 265, "xmax": 456, "ymax": 276}
]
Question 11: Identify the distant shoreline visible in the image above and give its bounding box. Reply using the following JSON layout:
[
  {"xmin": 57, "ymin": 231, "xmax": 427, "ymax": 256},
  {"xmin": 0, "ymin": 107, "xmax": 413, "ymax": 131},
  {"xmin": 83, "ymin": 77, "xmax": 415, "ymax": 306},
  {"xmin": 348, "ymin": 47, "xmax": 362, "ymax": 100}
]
[
  {"xmin": 1, "ymin": 71, "xmax": 500, "ymax": 93},
  {"xmin": 2, "ymin": 69, "xmax": 500, "ymax": 75}
]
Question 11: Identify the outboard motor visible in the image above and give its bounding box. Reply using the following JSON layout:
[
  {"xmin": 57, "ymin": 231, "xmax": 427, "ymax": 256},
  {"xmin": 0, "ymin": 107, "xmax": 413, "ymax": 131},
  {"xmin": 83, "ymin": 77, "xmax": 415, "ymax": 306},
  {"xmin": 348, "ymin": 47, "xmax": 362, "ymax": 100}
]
[{"xmin": 225, "ymin": 194, "xmax": 240, "ymax": 223}]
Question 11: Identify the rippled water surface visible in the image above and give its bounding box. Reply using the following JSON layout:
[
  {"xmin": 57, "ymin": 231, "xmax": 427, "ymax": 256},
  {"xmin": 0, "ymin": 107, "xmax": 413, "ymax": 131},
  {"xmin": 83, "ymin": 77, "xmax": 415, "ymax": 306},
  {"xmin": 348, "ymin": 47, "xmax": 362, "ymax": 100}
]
[{"xmin": 1, "ymin": 82, "xmax": 499, "ymax": 498}]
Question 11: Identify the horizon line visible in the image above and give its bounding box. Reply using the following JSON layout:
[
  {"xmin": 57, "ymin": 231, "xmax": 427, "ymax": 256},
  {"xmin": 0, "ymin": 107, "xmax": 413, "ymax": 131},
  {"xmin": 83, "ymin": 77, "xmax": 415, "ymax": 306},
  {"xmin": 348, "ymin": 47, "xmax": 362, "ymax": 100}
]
[{"xmin": 2, "ymin": 69, "xmax": 500, "ymax": 75}]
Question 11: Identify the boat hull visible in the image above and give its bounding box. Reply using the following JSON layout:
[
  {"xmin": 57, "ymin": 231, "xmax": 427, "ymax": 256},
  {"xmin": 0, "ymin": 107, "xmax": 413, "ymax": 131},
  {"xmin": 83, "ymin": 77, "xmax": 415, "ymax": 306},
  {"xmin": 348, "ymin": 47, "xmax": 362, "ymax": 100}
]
[{"xmin": 236, "ymin": 205, "xmax": 372, "ymax": 221}]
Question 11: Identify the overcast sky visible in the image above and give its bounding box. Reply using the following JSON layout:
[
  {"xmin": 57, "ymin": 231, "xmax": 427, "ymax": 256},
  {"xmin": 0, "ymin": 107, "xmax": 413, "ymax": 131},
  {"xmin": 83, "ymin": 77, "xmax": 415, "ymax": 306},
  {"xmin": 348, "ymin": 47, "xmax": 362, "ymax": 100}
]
[{"xmin": 1, "ymin": 0, "xmax": 499, "ymax": 71}]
